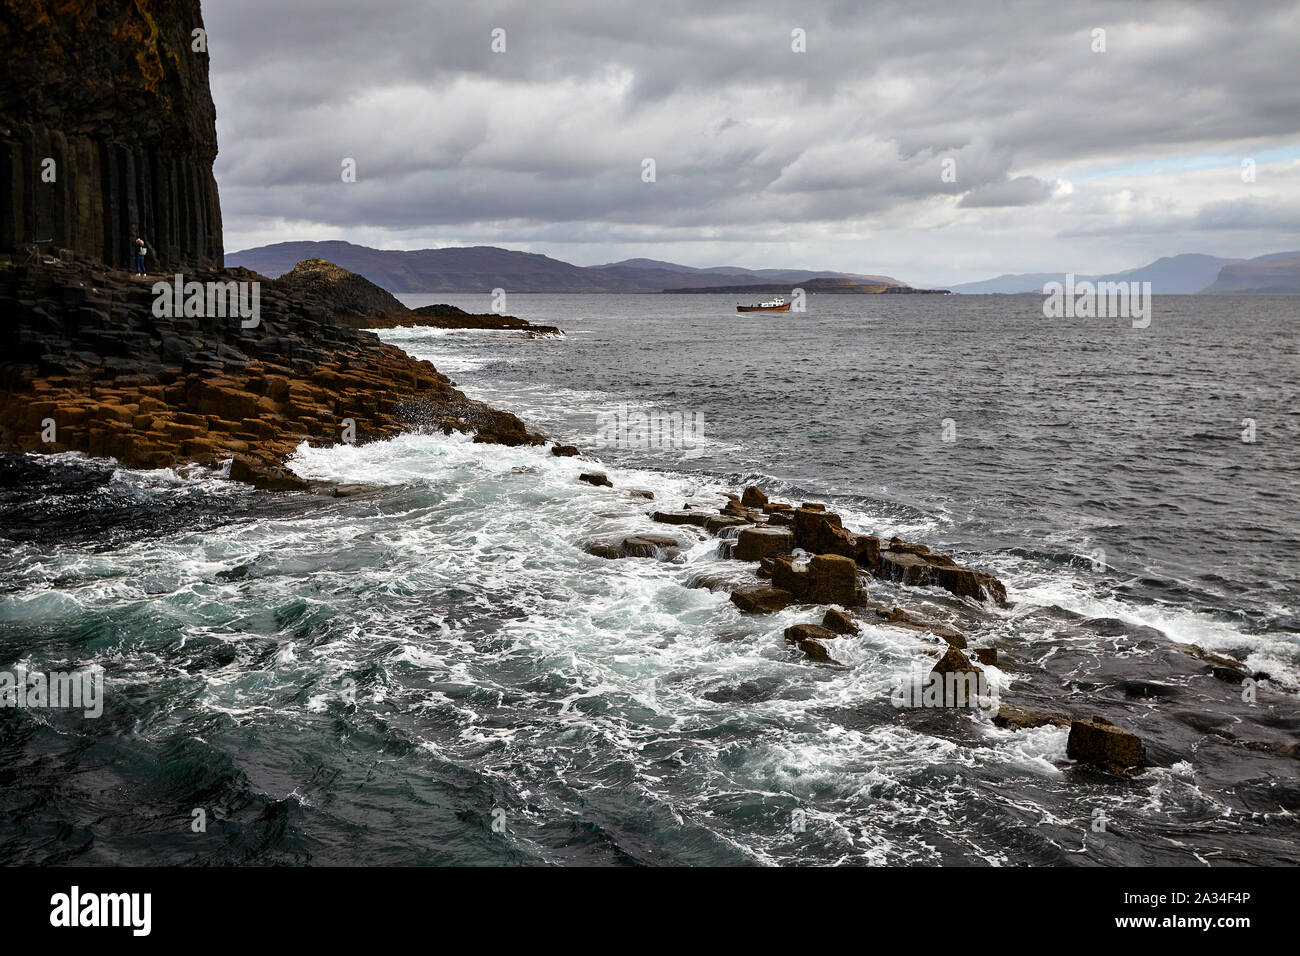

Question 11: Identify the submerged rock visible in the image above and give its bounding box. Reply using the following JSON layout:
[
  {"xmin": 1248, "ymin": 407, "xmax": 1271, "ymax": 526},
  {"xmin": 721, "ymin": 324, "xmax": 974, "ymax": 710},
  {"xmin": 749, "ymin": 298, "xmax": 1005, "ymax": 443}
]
[
  {"xmin": 992, "ymin": 704, "xmax": 1071, "ymax": 730},
  {"xmin": 784, "ymin": 624, "xmax": 836, "ymax": 662},
  {"xmin": 309, "ymin": 482, "xmax": 377, "ymax": 498}
]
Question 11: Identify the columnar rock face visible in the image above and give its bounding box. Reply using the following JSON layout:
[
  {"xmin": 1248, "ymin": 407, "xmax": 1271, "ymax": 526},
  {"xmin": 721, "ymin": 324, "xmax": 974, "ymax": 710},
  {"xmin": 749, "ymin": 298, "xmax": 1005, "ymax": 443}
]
[{"xmin": 0, "ymin": 0, "xmax": 223, "ymax": 270}]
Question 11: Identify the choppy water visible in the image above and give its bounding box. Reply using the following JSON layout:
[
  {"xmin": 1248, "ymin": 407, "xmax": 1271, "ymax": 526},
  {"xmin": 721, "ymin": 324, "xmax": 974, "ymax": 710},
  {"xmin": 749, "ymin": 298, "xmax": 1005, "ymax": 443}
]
[{"xmin": 1, "ymin": 293, "xmax": 1297, "ymax": 866}]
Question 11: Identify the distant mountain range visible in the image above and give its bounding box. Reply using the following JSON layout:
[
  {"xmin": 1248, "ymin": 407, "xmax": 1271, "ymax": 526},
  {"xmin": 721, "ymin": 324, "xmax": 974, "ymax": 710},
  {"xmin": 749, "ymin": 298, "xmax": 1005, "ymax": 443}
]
[
  {"xmin": 226, "ymin": 241, "xmax": 907, "ymax": 293},
  {"xmin": 226, "ymin": 241, "xmax": 1300, "ymax": 295},
  {"xmin": 946, "ymin": 252, "xmax": 1300, "ymax": 294}
]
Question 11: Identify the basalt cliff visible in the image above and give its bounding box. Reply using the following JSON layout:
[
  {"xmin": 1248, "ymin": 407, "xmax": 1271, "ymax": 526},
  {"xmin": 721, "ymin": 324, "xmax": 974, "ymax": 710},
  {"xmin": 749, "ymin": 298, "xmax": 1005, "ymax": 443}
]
[
  {"xmin": 0, "ymin": 1, "xmax": 546, "ymax": 486},
  {"xmin": 0, "ymin": 0, "xmax": 222, "ymax": 270}
]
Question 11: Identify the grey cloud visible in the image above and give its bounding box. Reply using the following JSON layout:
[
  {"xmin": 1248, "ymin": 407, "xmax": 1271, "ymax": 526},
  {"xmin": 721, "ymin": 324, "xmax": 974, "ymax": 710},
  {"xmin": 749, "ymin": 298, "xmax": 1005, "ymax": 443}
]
[
  {"xmin": 958, "ymin": 176, "xmax": 1055, "ymax": 208},
  {"xmin": 201, "ymin": 0, "xmax": 1300, "ymax": 270}
]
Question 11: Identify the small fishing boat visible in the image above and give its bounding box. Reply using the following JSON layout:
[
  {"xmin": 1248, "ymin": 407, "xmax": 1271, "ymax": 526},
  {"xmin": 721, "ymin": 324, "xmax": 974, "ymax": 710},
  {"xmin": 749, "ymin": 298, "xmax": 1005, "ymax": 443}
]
[{"xmin": 736, "ymin": 296, "xmax": 789, "ymax": 312}]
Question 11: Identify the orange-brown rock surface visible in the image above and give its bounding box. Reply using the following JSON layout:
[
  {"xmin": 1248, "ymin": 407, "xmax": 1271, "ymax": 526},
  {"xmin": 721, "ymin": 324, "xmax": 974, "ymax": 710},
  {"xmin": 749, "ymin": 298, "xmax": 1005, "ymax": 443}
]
[{"xmin": 0, "ymin": 255, "xmax": 545, "ymax": 486}]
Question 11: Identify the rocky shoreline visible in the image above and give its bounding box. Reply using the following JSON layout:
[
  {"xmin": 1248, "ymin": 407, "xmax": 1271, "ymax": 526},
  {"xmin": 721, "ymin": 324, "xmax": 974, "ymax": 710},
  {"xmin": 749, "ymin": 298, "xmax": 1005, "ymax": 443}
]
[
  {"xmin": 565, "ymin": 474, "xmax": 1289, "ymax": 775},
  {"xmin": 0, "ymin": 253, "xmax": 548, "ymax": 489}
]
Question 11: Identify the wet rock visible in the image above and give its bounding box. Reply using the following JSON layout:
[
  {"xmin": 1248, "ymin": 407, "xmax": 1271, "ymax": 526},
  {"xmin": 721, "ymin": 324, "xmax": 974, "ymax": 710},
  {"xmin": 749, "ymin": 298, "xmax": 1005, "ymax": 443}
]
[
  {"xmin": 622, "ymin": 534, "xmax": 682, "ymax": 558},
  {"xmin": 784, "ymin": 623, "xmax": 836, "ymax": 662},
  {"xmin": 229, "ymin": 455, "xmax": 308, "ymax": 492},
  {"xmin": 791, "ymin": 507, "xmax": 880, "ymax": 570},
  {"xmin": 1067, "ymin": 716, "xmax": 1146, "ymax": 772},
  {"xmin": 772, "ymin": 554, "xmax": 863, "ymax": 606},
  {"xmin": 1123, "ymin": 680, "xmax": 1180, "ymax": 700},
  {"xmin": 730, "ymin": 586, "xmax": 796, "ymax": 614},
  {"xmin": 704, "ymin": 514, "xmax": 750, "ymax": 534},
  {"xmin": 408, "ymin": 303, "xmax": 562, "ymax": 335},
  {"xmin": 877, "ymin": 545, "xmax": 1007, "ymax": 606},
  {"xmin": 822, "ymin": 608, "xmax": 859, "ymax": 635},
  {"xmin": 583, "ymin": 533, "xmax": 682, "ymax": 561},
  {"xmin": 686, "ymin": 567, "xmax": 754, "ymax": 592},
  {"xmin": 928, "ymin": 647, "xmax": 986, "ymax": 707},
  {"xmin": 625, "ymin": 488, "xmax": 655, "ymax": 500},
  {"xmin": 1, "ymin": 257, "xmax": 547, "ymax": 475},
  {"xmin": 578, "ymin": 472, "xmax": 613, "ymax": 488},
  {"xmin": 309, "ymin": 482, "xmax": 376, "ymax": 498},
  {"xmin": 652, "ymin": 509, "xmax": 711, "ymax": 527},
  {"xmin": 973, "ymin": 647, "xmax": 998, "ymax": 666},
  {"xmin": 931, "ymin": 646, "xmax": 981, "ymax": 679},
  {"xmin": 861, "ymin": 603, "xmax": 967, "ymax": 648},
  {"xmin": 1185, "ymin": 644, "xmax": 1251, "ymax": 683},
  {"xmin": 740, "ymin": 485, "xmax": 769, "ymax": 507},
  {"xmin": 551, "ymin": 444, "xmax": 580, "ymax": 457},
  {"xmin": 993, "ymin": 704, "xmax": 1071, "ymax": 730},
  {"xmin": 734, "ymin": 526, "xmax": 794, "ymax": 562}
]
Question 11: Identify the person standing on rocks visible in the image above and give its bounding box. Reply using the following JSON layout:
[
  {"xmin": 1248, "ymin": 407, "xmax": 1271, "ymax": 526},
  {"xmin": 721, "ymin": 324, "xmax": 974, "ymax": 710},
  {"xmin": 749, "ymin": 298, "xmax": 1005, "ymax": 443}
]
[{"xmin": 134, "ymin": 237, "xmax": 148, "ymax": 277}]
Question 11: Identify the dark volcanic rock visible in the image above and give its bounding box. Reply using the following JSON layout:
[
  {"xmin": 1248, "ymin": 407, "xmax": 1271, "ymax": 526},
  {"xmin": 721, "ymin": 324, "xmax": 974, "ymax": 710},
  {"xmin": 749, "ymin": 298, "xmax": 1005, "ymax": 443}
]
[
  {"xmin": 0, "ymin": 3, "xmax": 547, "ymax": 476},
  {"xmin": 931, "ymin": 646, "xmax": 981, "ymax": 679},
  {"xmin": 1, "ymin": 0, "xmax": 224, "ymax": 270},
  {"xmin": 861, "ymin": 604, "xmax": 968, "ymax": 647},
  {"xmin": 928, "ymin": 647, "xmax": 985, "ymax": 707},
  {"xmin": 410, "ymin": 303, "xmax": 561, "ymax": 335},
  {"xmin": 0, "ymin": 255, "xmax": 546, "ymax": 472},
  {"xmin": 272, "ymin": 258, "xmax": 412, "ymax": 328}
]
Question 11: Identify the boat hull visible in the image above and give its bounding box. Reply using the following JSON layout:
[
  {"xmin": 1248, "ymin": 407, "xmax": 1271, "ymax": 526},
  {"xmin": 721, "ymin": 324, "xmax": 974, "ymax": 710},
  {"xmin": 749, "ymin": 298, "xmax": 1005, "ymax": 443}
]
[{"xmin": 736, "ymin": 304, "xmax": 791, "ymax": 312}]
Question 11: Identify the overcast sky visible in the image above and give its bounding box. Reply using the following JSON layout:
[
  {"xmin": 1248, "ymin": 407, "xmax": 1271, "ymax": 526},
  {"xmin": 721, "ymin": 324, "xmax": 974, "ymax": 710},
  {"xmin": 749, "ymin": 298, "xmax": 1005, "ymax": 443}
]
[{"xmin": 204, "ymin": 0, "xmax": 1300, "ymax": 285}]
